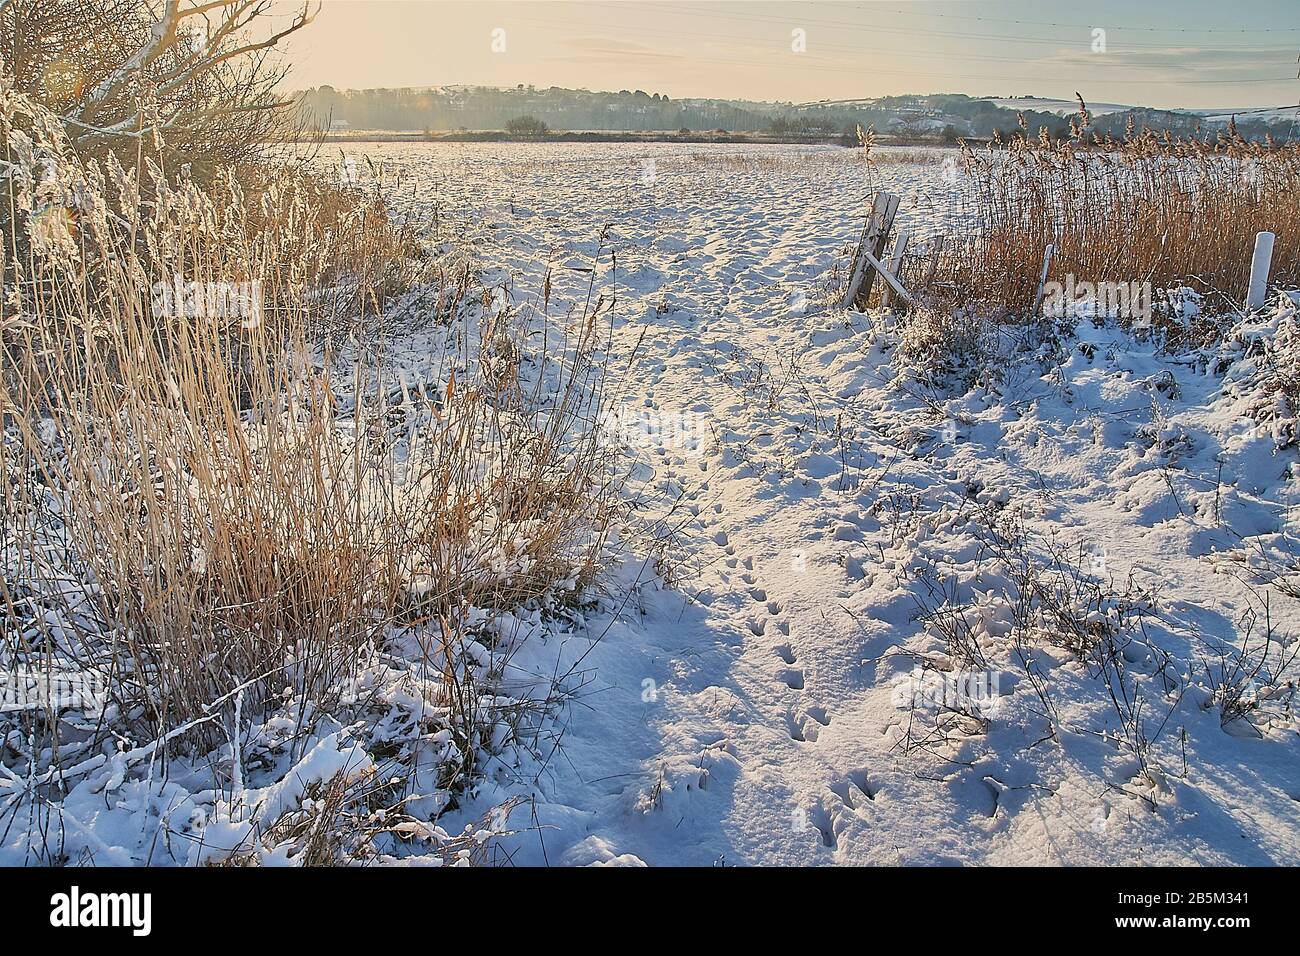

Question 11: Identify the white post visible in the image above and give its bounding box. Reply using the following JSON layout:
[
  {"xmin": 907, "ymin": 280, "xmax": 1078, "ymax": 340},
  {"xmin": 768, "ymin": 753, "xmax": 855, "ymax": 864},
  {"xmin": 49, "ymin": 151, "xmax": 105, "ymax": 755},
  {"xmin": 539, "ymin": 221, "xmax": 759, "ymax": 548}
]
[
  {"xmin": 1031, "ymin": 243, "xmax": 1055, "ymax": 316},
  {"xmin": 880, "ymin": 230, "xmax": 910, "ymax": 309},
  {"xmin": 1246, "ymin": 231, "xmax": 1275, "ymax": 311}
]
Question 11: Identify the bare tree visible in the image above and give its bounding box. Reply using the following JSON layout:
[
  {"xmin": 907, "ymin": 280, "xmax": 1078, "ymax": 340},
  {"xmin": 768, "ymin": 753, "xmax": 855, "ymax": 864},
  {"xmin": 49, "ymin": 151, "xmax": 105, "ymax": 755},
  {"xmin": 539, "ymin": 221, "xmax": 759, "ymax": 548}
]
[{"xmin": 1, "ymin": 0, "xmax": 315, "ymax": 174}]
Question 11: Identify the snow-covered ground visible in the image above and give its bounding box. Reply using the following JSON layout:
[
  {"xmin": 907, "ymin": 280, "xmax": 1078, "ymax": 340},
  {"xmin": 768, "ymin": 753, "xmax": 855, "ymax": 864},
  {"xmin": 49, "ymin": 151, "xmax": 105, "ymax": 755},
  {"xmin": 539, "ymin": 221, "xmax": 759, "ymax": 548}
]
[
  {"xmin": 12, "ymin": 141, "xmax": 1294, "ymax": 867},
  {"xmin": 334, "ymin": 140, "xmax": 1300, "ymax": 866}
]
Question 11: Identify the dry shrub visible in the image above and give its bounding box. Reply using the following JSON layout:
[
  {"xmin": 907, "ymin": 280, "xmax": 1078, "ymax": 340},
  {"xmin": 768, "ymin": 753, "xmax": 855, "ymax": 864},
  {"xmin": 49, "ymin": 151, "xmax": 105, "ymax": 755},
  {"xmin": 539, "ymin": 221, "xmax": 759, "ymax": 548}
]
[
  {"xmin": 894, "ymin": 305, "xmax": 1003, "ymax": 392},
  {"xmin": 2, "ymin": 0, "xmax": 313, "ymax": 180},
  {"xmin": 236, "ymin": 162, "xmax": 431, "ymax": 324},
  {"xmin": 913, "ymin": 123, "xmax": 1300, "ymax": 313},
  {"xmin": 870, "ymin": 148, "xmax": 948, "ymax": 166},
  {"xmin": 1, "ymin": 81, "xmax": 614, "ymax": 769}
]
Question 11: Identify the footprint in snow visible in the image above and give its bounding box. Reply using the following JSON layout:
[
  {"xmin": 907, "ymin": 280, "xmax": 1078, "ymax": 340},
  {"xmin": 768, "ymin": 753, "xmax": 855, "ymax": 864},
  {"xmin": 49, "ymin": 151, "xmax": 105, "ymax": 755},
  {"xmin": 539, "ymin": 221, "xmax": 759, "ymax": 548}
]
[
  {"xmin": 847, "ymin": 769, "xmax": 879, "ymax": 802},
  {"xmin": 791, "ymin": 708, "xmax": 825, "ymax": 743},
  {"xmin": 804, "ymin": 804, "xmax": 838, "ymax": 849},
  {"xmin": 828, "ymin": 780, "xmax": 857, "ymax": 811},
  {"xmin": 779, "ymin": 668, "xmax": 805, "ymax": 690},
  {"xmin": 804, "ymin": 705, "xmax": 831, "ymax": 727},
  {"xmin": 786, "ymin": 709, "xmax": 807, "ymax": 742}
]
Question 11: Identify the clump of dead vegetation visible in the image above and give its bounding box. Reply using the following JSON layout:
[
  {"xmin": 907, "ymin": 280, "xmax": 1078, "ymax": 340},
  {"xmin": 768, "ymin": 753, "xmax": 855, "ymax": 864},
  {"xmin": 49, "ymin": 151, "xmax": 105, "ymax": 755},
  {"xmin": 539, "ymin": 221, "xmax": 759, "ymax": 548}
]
[
  {"xmin": 1, "ymin": 89, "xmax": 609, "ymax": 708},
  {"xmin": 892, "ymin": 305, "xmax": 1005, "ymax": 392},
  {"xmin": 905, "ymin": 103, "xmax": 1300, "ymax": 316},
  {"xmin": 0, "ymin": 5, "xmax": 618, "ymax": 865}
]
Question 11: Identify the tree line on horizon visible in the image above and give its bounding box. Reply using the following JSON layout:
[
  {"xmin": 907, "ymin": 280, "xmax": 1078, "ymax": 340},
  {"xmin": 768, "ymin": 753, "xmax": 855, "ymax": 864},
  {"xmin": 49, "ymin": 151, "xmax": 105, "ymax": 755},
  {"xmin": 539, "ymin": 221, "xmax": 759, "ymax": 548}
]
[{"xmin": 295, "ymin": 85, "xmax": 1292, "ymax": 143}]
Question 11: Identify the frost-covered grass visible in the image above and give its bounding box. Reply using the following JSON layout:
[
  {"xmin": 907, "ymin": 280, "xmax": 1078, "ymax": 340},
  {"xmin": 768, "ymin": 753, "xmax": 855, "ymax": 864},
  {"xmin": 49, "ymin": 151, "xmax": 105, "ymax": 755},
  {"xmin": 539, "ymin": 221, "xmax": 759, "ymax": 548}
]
[
  {"xmin": 1, "ymin": 89, "xmax": 619, "ymax": 864},
  {"xmin": 6, "ymin": 124, "xmax": 1300, "ymax": 866},
  {"xmin": 917, "ymin": 125, "xmax": 1300, "ymax": 312}
]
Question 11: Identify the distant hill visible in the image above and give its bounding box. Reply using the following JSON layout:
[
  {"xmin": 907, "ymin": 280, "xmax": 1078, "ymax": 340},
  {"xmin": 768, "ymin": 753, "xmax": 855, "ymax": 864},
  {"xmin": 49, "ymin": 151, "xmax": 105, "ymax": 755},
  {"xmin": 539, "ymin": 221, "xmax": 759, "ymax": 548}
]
[
  {"xmin": 295, "ymin": 85, "xmax": 1296, "ymax": 143},
  {"xmin": 985, "ymin": 96, "xmax": 1133, "ymax": 117}
]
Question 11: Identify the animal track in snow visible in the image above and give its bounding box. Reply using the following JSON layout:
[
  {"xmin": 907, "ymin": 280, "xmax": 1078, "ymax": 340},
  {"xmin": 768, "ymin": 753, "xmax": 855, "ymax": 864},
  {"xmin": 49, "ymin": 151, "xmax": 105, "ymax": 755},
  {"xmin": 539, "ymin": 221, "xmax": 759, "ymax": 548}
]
[
  {"xmin": 778, "ymin": 668, "xmax": 805, "ymax": 690},
  {"xmin": 805, "ymin": 805, "xmax": 837, "ymax": 849},
  {"xmin": 828, "ymin": 780, "xmax": 858, "ymax": 811},
  {"xmin": 847, "ymin": 769, "xmax": 879, "ymax": 802},
  {"xmin": 789, "ymin": 705, "xmax": 830, "ymax": 742}
]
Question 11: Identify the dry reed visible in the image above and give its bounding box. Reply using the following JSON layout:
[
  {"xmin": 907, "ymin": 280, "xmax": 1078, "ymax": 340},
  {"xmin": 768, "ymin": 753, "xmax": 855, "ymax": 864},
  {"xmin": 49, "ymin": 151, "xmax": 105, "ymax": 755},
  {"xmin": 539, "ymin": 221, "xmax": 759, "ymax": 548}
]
[
  {"xmin": 907, "ymin": 119, "xmax": 1300, "ymax": 315},
  {"xmin": 1, "ymin": 78, "xmax": 615, "ymax": 786}
]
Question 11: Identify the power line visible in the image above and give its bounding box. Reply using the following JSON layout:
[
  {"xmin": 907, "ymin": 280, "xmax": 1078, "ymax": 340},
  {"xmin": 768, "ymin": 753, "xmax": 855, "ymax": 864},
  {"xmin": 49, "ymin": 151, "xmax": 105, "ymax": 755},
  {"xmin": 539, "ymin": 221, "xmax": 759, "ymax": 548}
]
[
  {"xmin": 507, "ymin": 13, "xmax": 1294, "ymax": 69},
  {"xmin": 626, "ymin": 2, "xmax": 1296, "ymax": 52},
  {"xmin": 507, "ymin": 14, "xmax": 1292, "ymax": 87},
  {"xmin": 867, "ymin": 4, "xmax": 1299, "ymax": 35}
]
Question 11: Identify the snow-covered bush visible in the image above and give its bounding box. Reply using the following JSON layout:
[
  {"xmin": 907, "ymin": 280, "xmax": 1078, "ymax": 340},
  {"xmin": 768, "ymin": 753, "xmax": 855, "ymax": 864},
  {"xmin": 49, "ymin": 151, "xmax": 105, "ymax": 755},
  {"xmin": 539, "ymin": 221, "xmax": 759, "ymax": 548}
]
[
  {"xmin": 0, "ymin": 82, "xmax": 617, "ymax": 864},
  {"xmin": 916, "ymin": 120, "xmax": 1300, "ymax": 313},
  {"xmin": 1204, "ymin": 294, "xmax": 1300, "ymax": 448},
  {"xmin": 893, "ymin": 305, "xmax": 1003, "ymax": 392}
]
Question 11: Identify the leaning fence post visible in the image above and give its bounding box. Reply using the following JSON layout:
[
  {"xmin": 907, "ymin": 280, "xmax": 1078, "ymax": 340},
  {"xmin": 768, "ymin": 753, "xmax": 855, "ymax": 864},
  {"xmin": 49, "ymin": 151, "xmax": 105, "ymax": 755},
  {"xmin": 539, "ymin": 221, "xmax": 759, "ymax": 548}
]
[
  {"xmin": 842, "ymin": 191, "xmax": 899, "ymax": 310},
  {"xmin": 880, "ymin": 230, "xmax": 911, "ymax": 309},
  {"xmin": 923, "ymin": 234, "xmax": 946, "ymax": 294},
  {"xmin": 1246, "ymin": 231, "xmax": 1275, "ymax": 311},
  {"xmin": 1031, "ymin": 243, "xmax": 1055, "ymax": 316},
  {"xmin": 861, "ymin": 248, "xmax": 915, "ymax": 307}
]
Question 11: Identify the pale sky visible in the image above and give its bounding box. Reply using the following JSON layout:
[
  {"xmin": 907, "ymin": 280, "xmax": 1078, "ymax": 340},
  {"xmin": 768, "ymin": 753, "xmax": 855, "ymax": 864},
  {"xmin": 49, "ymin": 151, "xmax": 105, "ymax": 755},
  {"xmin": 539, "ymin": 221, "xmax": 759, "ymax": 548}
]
[{"xmin": 269, "ymin": 0, "xmax": 1300, "ymax": 109}]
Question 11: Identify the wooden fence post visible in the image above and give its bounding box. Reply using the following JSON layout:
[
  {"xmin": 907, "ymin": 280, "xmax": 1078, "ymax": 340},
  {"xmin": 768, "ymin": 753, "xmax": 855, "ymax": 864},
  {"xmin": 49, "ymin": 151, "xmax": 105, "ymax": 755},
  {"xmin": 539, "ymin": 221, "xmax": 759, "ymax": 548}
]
[
  {"xmin": 842, "ymin": 191, "xmax": 900, "ymax": 310},
  {"xmin": 923, "ymin": 235, "xmax": 946, "ymax": 293},
  {"xmin": 880, "ymin": 229, "xmax": 911, "ymax": 309}
]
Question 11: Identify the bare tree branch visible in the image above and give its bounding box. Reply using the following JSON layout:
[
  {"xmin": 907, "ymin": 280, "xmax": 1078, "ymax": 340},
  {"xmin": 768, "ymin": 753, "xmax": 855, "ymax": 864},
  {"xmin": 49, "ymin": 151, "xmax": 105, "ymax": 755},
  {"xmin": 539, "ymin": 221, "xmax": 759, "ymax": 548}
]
[
  {"xmin": 72, "ymin": 0, "xmax": 181, "ymax": 120},
  {"xmin": 153, "ymin": 2, "xmax": 313, "ymax": 101},
  {"xmin": 6, "ymin": 0, "xmax": 318, "ymax": 175}
]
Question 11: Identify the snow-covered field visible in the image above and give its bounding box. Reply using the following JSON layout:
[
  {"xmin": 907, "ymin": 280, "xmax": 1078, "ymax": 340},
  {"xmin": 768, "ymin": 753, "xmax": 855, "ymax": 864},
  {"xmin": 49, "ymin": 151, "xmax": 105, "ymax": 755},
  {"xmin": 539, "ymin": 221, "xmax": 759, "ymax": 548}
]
[
  {"xmin": 10, "ymin": 141, "xmax": 1295, "ymax": 867},
  {"xmin": 318, "ymin": 141, "xmax": 1299, "ymax": 866}
]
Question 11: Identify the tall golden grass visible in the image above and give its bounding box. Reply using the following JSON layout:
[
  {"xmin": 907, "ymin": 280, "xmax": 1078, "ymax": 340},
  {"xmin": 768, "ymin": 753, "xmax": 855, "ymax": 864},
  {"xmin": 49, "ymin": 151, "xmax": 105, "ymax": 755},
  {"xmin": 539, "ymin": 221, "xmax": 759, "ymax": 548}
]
[
  {"xmin": 1, "ymin": 83, "xmax": 614, "ymax": 767},
  {"xmin": 908, "ymin": 122, "xmax": 1300, "ymax": 314}
]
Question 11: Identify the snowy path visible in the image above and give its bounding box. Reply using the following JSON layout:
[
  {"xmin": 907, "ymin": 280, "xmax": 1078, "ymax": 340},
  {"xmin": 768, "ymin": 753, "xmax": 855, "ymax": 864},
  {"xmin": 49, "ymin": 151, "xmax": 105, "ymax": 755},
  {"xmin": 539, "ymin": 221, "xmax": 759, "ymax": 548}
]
[{"xmin": 360, "ymin": 143, "xmax": 1300, "ymax": 865}]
